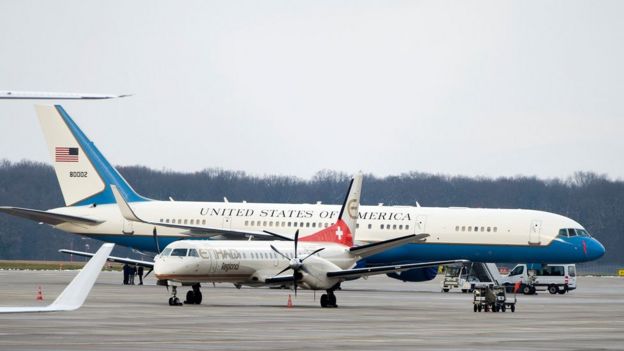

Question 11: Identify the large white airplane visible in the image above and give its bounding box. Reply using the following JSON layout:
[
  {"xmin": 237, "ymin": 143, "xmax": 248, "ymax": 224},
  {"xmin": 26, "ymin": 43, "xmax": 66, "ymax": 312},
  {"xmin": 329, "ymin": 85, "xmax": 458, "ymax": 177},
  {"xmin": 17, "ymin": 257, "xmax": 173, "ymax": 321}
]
[
  {"xmin": 69, "ymin": 176, "xmax": 465, "ymax": 308},
  {"xmin": 0, "ymin": 243, "xmax": 113, "ymax": 313},
  {"xmin": 0, "ymin": 105, "xmax": 605, "ymax": 285}
]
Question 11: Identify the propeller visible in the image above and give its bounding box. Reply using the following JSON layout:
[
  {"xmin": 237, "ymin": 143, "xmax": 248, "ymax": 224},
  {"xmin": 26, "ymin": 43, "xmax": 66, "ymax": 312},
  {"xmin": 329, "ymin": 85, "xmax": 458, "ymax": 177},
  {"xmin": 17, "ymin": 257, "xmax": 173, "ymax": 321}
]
[{"xmin": 270, "ymin": 230, "xmax": 325, "ymax": 296}]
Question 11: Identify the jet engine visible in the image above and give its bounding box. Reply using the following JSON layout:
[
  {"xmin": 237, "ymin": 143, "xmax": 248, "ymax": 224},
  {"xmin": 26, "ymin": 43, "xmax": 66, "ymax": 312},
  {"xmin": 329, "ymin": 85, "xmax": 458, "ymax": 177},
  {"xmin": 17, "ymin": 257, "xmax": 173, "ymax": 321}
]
[{"xmin": 386, "ymin": 267, "xmax": 437, "ymax": 282}]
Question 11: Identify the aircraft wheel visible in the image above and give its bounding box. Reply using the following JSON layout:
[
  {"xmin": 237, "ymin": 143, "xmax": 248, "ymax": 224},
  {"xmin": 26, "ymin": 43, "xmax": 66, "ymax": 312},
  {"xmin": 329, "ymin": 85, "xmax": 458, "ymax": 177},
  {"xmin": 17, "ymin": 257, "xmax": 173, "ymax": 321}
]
[
  {"xmin": 185, "ymin": 290, "xmax": 195, "ymax": 304},
  {"xmin": 548, "ymin": 285, "xmax": 558, "ymax": 294},
  {"xmin": 477, "ymin": 305, "xmax": 482, "ymax": 312},
  {"xmin": 328, "ymin": 293, "xmax": 337, "ymax": 307},
  {"xmin": 473, "ymin": 304, "xmax": 477, "ymax": 312},
  {"xmin": 442, "ymin": 288, "xmax": 449, "ymax": 293},
  {"xmin": 194, "ymin": 291, "xmax": 203, "ymax": 304},
  {"xmin": 320, "ymin": 294, "xmax": 329, "ymax": 308},
  {"xmin": 168, "ymin": 297, "xmax": 174, "ymax": 306},
  {"xmin": 511, "ymin": 304, "xmax": 515, "ymax": 312}
]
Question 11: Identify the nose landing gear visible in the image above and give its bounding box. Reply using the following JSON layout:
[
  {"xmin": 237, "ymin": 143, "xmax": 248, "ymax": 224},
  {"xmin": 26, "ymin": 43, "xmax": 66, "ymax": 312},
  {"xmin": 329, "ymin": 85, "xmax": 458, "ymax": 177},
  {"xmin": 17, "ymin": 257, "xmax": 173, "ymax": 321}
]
[{"xmin": 168, "ymin": 286, "xmax": 182, "ymax": 306}]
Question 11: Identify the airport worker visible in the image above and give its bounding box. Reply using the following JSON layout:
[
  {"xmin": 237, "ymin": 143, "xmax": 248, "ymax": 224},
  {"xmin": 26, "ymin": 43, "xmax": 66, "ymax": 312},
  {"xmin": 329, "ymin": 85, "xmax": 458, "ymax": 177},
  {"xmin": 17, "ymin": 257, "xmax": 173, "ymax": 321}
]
[{"xmin": 137, "ymin": 265, "xmax": 144, "ymax": 285}]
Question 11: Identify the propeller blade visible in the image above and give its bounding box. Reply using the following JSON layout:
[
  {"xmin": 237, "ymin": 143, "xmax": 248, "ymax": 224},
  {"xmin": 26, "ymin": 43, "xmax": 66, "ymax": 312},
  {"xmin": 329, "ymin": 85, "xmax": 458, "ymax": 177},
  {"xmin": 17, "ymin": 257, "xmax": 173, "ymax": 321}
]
[
  {"xmin": 294, "ymin": 230, "xmax": 299, "ymax": 257},
  {"xmin": 270, "ymin": 244, "xmax": 289, "ymax": 260},
  {"xmin": 293, "ymin": 271, "xmax": 298, "ymax": 296},
  {"xmin": 275, "ymin": 266, "xmax": 291, "ymax": 276},
  {"xmin": 152, "ymin": 227, "xmax": 161, "ymax": 254},
  {"xmin": 300, "ymin": 248, "xmax": 325, "ymax": 262}
]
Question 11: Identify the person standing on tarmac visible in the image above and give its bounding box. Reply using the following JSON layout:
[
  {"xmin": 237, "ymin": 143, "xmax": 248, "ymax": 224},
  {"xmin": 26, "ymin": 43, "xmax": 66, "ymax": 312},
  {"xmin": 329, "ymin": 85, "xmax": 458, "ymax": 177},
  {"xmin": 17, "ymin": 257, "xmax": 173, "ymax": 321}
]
[
  {"xmin": 122, "ymin": 263, "xmax": 130, "ymax": 285},
  {"xmin": 137, "ymin": 265, "xmax": 144, "ymax": 285}
]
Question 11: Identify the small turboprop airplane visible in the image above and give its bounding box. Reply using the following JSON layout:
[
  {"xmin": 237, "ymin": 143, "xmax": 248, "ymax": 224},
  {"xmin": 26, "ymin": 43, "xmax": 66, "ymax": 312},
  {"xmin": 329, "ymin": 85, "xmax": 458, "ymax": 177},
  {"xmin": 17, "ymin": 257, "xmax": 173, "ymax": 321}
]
[
  {"xmin": 66, "ymin": 175, "xmax": 466, "ymax": 308},
  {"xmin": 0, "ymin": 105, "xmax": 606, "ymax": 286},
  {"xmin": 0, "ymin": 243, "xmax": 113, "ymax": 313}
]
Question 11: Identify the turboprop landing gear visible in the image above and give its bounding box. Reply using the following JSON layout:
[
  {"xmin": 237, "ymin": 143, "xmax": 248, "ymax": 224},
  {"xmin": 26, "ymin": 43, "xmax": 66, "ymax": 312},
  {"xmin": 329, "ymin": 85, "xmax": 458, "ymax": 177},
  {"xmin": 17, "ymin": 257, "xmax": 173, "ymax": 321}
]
[
  {"xmin": 168, "ymin": 286, "xmax": 183, "ymax": 306},
  {"xmin": 184, "ymin": 283, "xmax": 203, "ymax": 305},
  {"xmin": 320, "ymin": 289, "xmax": 338, "ymax": 308}
]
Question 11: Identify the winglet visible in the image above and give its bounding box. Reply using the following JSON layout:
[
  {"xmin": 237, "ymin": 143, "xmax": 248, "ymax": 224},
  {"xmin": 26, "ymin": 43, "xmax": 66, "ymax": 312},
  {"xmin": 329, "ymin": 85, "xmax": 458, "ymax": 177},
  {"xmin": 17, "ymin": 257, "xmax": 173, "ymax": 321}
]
[
  {"xmin": 111, "ymin": 185, "xmax": 141, "ymax": 222},
  {"xmin": 0, "ymin": 243, "xmax": 114, "ymax": 313}
]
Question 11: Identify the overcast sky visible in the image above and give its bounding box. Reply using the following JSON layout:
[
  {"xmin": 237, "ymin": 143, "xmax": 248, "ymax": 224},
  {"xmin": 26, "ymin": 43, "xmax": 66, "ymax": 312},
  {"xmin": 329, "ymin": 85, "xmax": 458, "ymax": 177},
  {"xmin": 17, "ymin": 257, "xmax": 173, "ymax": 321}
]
[{"xmin": 1, "ymin": 1, "xmax": 623, "ymax": 180}]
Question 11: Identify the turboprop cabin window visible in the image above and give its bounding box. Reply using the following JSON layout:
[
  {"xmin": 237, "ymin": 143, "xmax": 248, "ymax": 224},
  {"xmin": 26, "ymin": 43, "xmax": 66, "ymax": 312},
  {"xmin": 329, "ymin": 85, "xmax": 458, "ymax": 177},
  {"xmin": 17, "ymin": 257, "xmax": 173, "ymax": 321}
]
[{"xmin": 171, "ymin": 248, "xmax": 188, "ymax": 257}]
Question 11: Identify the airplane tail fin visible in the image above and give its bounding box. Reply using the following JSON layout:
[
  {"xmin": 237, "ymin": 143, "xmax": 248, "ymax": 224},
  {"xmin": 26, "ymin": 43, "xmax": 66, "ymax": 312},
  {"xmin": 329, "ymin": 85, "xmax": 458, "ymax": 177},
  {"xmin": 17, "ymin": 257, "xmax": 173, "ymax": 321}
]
[
  {"xmin": 35, "ymin": 105, "xmax": 149, "ymax": 206},
  {"xmin": 300, "ymin": 173, "xmax": 362, "ymax": 247}
]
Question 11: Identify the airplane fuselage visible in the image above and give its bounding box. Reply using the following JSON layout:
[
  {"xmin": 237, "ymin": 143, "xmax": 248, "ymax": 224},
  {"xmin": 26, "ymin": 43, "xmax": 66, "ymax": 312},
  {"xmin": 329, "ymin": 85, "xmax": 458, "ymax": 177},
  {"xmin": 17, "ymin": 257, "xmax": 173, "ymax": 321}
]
[{"xmin": 51, "ymin": 200, "xmax": 605, "ymax": 264}]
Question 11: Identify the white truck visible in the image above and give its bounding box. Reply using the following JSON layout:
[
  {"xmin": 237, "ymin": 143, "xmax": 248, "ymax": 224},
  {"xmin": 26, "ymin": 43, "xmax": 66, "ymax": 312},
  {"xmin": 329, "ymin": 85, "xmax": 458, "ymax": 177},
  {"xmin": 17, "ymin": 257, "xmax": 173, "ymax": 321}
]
[{"xmin": 500, "ymin": 264, "xmax": 577, "ymax": 295}]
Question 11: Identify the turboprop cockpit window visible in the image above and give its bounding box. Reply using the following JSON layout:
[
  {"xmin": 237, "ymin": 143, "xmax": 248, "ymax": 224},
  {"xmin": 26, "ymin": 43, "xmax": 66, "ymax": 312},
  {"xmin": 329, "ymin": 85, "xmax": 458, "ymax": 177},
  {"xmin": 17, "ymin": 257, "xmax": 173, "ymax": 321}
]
[
  {"xmin": 171, "ymin": 248, "xmax": 188, "ymax": 257},
  {"xmin": 188, "ymin": 249, "xmax": 199, "ymax": 257},
  {"xmin": 162, "ymin": 248, "xmax": 172, "ymax": 256},
  {"xmin": 576, "ymin": 229, "xmax": 591, "ymax": 237}
]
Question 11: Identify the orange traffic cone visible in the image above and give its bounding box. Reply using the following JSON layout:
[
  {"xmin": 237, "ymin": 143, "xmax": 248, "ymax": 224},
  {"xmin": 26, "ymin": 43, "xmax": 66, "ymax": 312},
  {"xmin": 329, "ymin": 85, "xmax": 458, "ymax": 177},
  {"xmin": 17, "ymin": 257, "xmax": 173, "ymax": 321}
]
[
  {"xmin": 36, "ymin": 286, "xmax": 44, "ymax": 301},
  {"xmin": 287, "ymin": 294, "xmax": 293, "ymax": 308}
]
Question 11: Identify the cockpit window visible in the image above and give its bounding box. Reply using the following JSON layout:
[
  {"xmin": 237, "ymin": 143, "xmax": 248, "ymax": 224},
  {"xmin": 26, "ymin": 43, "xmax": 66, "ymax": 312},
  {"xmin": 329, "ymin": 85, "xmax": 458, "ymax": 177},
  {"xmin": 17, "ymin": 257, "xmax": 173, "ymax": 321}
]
[
  {"xmin": 161, "ymin": 248, "xmax": 172, "ymax": 256},
  {"xmin": 558, "ymin": 228, "xmax": 591, "ymax": 238},
  {"xmin": 188, "ymin": 249, "xmax": 199, "ymax": 257},
  {"xmin": 171, "ymin": 248, "xmax": 188, "ymax": 257}
]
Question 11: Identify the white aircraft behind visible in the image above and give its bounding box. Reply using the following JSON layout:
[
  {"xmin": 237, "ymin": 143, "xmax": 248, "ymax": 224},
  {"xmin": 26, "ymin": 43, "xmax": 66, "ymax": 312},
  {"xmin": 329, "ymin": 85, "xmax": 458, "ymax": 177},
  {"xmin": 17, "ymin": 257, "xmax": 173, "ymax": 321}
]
[{"xmin": 0, "ymin": 243, "xmax": 113, "ymax": 313}]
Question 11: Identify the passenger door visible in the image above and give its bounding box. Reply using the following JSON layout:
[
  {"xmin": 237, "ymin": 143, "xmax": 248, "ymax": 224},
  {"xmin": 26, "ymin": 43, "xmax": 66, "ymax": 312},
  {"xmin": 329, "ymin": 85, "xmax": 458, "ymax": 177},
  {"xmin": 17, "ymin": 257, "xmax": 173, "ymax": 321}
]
[
  {"xmin": 529, "ymin": 220, "xmax": 541, "ymax": 245},
  {"xmin": 414, "ymin": 216, "xmax": 427, "ymax": 235}
]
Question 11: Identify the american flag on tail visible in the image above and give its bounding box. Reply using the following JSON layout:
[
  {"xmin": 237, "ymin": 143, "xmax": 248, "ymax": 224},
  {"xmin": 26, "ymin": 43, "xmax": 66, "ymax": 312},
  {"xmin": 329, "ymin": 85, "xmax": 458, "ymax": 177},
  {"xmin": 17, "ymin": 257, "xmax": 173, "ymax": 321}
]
[{"xmin": 55, "ymin": 147, "xmax": 79, "ymax": 162}]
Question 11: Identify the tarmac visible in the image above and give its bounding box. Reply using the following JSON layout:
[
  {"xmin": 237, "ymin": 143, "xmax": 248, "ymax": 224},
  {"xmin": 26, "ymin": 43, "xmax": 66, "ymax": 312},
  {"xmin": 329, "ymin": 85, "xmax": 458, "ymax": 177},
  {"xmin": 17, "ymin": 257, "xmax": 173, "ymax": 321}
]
[{"xmin": 0, "ymin": 270, "xmax": 622, "ymax": 351}]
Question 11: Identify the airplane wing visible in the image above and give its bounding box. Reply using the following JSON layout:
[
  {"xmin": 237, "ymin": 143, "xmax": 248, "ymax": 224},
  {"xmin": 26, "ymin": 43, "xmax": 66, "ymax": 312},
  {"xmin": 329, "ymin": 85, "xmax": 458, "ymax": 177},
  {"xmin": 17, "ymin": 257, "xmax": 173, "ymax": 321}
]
[
  {"xmin": 0, "ymin": 206, "xmax": 103, "ymax": 226},
  {"xmin": 349, "ymin": 234, "xmax": 429, "ymax": 258},
  {"xmin": 0, "ymin": 91, "xmax": 130, "ymax": 99},
  {"xmin": 0, "ymin": 243, "xmax": 114, "ymax": 313},
  {"xmin": 59, "ymin": 249, "xmax": 154, "ymax": 268},
  {"xmin": 110, "ymin": 185, "xmax": 290, "ymax": 241},
  {"xmin": 326, "ymin": 259, "xmax": 469, "ymax": 280}
]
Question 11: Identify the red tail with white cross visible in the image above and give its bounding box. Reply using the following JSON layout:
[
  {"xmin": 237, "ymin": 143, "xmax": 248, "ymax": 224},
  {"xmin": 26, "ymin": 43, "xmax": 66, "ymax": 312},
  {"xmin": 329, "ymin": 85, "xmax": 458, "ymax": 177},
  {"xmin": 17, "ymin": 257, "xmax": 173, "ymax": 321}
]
[{"xmin": 300, "ymin": 174, "xmax": 361, "ymax": 247}]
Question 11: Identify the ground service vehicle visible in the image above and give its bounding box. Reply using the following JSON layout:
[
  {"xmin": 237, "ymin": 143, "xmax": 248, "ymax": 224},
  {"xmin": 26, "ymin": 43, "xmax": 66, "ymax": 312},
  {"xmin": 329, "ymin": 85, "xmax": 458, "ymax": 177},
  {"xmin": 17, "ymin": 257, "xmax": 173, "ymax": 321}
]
[{"xmin": 501, "ymin": 264, "xmax": 576, "ymax": 294}]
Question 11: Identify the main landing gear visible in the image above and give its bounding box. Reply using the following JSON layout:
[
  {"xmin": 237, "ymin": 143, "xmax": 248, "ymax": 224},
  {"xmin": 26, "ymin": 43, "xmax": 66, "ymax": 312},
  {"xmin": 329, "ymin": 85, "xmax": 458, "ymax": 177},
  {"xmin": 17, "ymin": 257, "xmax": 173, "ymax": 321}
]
[
  {"xmin": 168, "ymin": 283, "xmax": 202, "ymax": 306},
  {"xmin": 184, "ymin": 283, "xmax": 203, "ymax": 305},
  {"xmin": 320, "ymin": 289, "xmax": 338, "ymax": 308}
]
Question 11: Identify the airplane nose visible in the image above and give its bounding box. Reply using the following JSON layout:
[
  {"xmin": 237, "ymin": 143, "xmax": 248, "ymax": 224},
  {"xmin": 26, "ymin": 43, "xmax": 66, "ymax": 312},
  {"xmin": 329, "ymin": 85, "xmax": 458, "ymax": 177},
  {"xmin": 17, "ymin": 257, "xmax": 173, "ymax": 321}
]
[{"xmin": 585, "ymin": 238, "xmax": 606, "ymax": 260}]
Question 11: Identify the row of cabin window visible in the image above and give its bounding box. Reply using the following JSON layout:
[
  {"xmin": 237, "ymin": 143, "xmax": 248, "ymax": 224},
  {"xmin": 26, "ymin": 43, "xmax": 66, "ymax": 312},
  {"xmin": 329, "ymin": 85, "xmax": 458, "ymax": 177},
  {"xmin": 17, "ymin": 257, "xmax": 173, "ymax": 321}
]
[
  {"xmin": 455, "ymin": 225, "xmax": 498, "ymax": 233},
  {"xmin": 160, "ymin": 218, "xmax": 207, "ymax": 225},
  {"xmin": 158, "ymin": 218, "xmax": 410, "ymax": 231}
]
